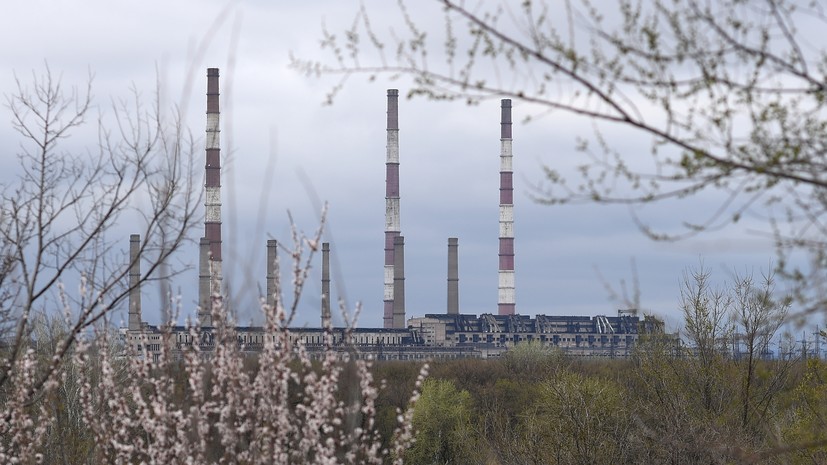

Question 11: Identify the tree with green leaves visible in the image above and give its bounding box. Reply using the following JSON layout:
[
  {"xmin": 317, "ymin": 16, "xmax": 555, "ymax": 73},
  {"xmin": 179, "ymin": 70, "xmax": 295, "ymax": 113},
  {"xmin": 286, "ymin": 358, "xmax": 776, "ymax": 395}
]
[
  {"xmin": 524, "ymin": 371, "xmax": 632, "ymax": 464},
  {"xmin": 782, "ymin": 359, "xmax": 827, "ymax": 463},
  {"xmin": 679, "ymin": 263, "xmax": 734, "ymax": 414},
  {"xmin": 405, "ymin": 378, "xmax": 483, "ymax": 465},
  {"xmin": 732, "ymin": 269, "xmax": 792, "ymax": 431}
]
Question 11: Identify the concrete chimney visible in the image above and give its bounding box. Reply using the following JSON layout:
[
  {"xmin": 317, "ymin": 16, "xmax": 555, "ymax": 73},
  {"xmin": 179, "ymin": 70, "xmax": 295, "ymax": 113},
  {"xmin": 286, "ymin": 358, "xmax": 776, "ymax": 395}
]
[
  {"xmin": 321, "ymin": 242, "xmax": 331, "ymax": 326},
  {"xmin": 128, "ymin": 234, "xmax": 142, "ymax": 331},
  {"xmin": 447, "ymin": 237, "xmax": 459, "ymax": 315},
  {"xmin": 392, "ymin": 235, "xmax": 406, "ymax": 329},
  {"xmin": 204, "ymin": 67, "xmax": 223, "ymax": 302},
  {"xmin": 198, "ymin": 237, "xmax": 212, "ymax": 326},
  {"xmin": 498, "ymin": 99, "xmax": 515, "ymax": 315},
  {"xmin": 266, "ymin": 239, "xmax": 277, "ymax": 309},
  {"xmin": 384, "ymin": 89, "xmax": 401, "ymax": 328}
]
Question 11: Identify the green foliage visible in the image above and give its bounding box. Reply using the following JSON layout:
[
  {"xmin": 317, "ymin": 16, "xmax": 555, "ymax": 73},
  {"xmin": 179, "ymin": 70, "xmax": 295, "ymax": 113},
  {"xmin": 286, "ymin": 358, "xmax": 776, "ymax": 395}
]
[
  {"xmin": 525, "ymin": 372, "xmax": 632, "ymax": 465},
  {"xmin": 404, "ymin": 378, "xmax": 483, "ymax": 465},
  {"xmin": 501, "ymin": 340, "xmax": 564, "ymax": 380},
  {"xmin": 373, "ymin": 360, "xmax": 423, "ymax": 452},
  {"xmin": 628, "ymin": 337, "xmax": 743, "ymax": 463},
  {"xmin": 382, "ymin": 340, "xmax": 827, "ymax": 464},
  {"xmin": 781, "ymin": 359, "xmax": 827, "ymax": 463},
  {"xmin": 428, "ymin": 357, "xmax": 506, "ymax": 396}
]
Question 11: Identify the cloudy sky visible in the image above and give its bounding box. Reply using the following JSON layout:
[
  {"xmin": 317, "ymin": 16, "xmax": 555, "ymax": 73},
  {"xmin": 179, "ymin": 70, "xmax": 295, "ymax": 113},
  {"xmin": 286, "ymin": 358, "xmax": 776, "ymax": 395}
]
[{"xmin": 2, "ymin": 0, "xmax": 786, "ymax": 330}]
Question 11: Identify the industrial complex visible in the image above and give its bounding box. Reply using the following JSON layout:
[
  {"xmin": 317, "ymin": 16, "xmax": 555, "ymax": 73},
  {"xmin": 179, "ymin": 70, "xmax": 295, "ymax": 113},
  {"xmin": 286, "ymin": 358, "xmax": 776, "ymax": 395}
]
[{"xmin": 123, "ymin": 68, "xmax": 662, "ymax": 361}]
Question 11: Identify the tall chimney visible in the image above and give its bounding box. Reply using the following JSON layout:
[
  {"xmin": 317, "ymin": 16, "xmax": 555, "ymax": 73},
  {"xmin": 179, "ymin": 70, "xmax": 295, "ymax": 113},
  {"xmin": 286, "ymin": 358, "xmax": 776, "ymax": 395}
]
[
  {"xmin": 384, "ymin": 89, "xmax": 401, "ymax": 328},
  {"xmin": 447, "ymin": 237, "xmax": 459, "ymax": 315},
  {"xmin": 392, "ymin": 236, "xmax": 406, "ymax": 329},
  {"xmin": 498, "ymin": 99, "xmax": 515, "ymax": 315},
  {"xmin": 198, "ymin": 237, "xmax": 212, "ymax": 326},
  {"xmin": 205, "ymin": 68, "xmax": 223, "ymax": 302},
  {"xmin": 128, "ymin": 234, "xmax": 142, "ymax": 331},
  {"xmin": 266, "ymin": 239, "xmax": 277, "ymax": 309},
  {"xmin": 321, "ymin": 242, "xmax": 331, "ymax": 326}
]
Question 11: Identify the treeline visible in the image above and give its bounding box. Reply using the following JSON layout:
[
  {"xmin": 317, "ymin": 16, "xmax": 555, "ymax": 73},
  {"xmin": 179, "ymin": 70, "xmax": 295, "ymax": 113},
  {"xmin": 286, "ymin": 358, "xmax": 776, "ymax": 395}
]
[
  {"xmin": 367, "ymin": 265, "xmax": 827, "ymax": 464},
  {"xmin": 374, "ymin": 341, "xmax": 827, "ymax": 464},
  {"xmin": 3, "ymin": 265, "xmax": 824, "ymax": 463},
  {"xmin": 2, "ymin": 320, "xmax": 826, "ymax": 464}
]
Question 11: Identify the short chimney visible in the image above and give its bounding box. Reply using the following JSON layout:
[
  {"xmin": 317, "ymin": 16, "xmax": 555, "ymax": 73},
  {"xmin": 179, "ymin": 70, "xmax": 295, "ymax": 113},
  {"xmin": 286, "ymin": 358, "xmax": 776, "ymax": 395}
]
[
  {"xmin": 128, "ymin": 234, "xmax": 142, "ymax": 331},
  {"xmin": 447, "ymin": 237, "xmax": 459, "ymax": 314},
  {"xmin": 198, "ymin": 237, "xmax": 212, "ymax": 327},
  {"xmin": 321, "ymin": 242, "xmax": 331, "ymax": 326},
  {"xmin": 392, "ymin": 235, "xmax": 406, "ymax": 329},
  {"xmin": 266, "ymin": 239, "xmax": 278, "ymax": 309}
]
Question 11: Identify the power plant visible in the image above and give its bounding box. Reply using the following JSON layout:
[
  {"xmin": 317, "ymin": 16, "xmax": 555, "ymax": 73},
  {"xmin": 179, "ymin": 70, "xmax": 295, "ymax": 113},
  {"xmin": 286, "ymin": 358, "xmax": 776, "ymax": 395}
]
[{"xmin": 123, "ymin": 68, "xmax": 659, "ymax": 361}]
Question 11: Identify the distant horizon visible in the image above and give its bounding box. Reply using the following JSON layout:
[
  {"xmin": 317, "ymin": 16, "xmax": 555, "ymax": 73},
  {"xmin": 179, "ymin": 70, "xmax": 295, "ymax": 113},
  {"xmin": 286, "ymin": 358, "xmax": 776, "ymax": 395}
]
[{"xmin": 3, "ymin": 1, "xmax": 797, "ymax": 336}]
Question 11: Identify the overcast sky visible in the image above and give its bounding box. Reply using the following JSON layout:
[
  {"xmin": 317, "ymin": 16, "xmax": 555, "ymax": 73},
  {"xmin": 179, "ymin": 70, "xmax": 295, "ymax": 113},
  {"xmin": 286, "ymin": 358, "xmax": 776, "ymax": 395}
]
[{"xmin": 2, "ymin": 0, "xmax": 789, "ymax": 330}]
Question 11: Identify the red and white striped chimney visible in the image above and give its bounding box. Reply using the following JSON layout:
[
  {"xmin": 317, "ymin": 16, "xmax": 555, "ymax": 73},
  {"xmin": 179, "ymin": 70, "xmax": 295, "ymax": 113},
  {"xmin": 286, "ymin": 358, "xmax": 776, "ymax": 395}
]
[
  {"xmin": 204, "ymin": 68, "xmax": 222, "ymax": 301},
  {"xmin": 498, "ymin": 99, "xmax": 515, "ymax": 315},
  {"xmin": 384, "ymin": 89, "xmax": 401, "ymax": 328}
]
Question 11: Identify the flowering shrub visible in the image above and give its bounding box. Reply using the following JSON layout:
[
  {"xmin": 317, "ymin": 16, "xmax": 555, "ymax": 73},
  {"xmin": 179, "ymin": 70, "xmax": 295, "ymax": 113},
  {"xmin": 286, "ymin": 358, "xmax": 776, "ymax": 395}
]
[{"xmin": 0, "ymin": 227, "xmax": 425, "ymax": 464}]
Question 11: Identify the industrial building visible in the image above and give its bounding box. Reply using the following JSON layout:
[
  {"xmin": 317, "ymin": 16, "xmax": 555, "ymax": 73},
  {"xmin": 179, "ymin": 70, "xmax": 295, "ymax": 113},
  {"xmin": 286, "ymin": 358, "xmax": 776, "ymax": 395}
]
[{"xmin": 123, "ymin": 68, "xmax": 660, "ymax": 361}]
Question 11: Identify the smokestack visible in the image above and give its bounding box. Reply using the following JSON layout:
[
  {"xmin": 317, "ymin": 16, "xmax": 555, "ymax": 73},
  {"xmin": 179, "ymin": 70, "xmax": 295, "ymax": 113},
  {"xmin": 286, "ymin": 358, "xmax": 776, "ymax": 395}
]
[
  {"xmin": 198, "ymin": 237, "xmax": 212, "ymax": 326},
  {"xmin": 321, "ymin": 242, "xmax": 331, "ymax": 326},
  {"xmin": 384, "ymin": 89, "xmax": 401, "ymax": 328},
  {"xmin": 266, "ymin": 239, "xmax": 277, "ymax": 309},
  {"xmin": 498, "ymin": 99, "xmax": 515, "ymax": 316},
  {"xmin": 205, "ymin": 68, "xmax": 223, "ymax": 302},
  {"xmin": 392, "ymin": 235, "xmax": 406, "ymax": 329},
  {"xmin": 447, "ymin": 237, "xmax": 459, "ymax": 315},
  {"xmin": 128, "ymin": 234, "xmax": 142, "ymax": 331}
]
